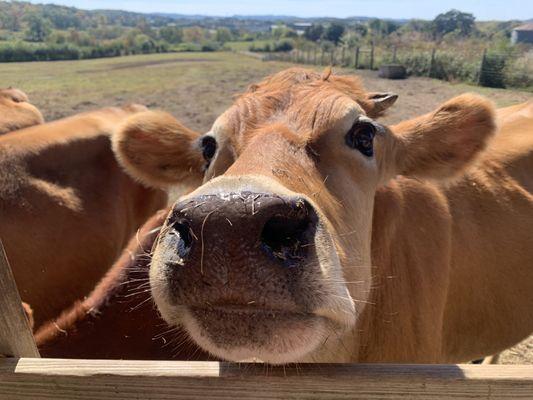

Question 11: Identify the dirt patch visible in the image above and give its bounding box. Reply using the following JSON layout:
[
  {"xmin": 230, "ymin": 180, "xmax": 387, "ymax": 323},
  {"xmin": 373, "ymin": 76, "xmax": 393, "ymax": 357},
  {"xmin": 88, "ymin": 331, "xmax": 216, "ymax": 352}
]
[{"xmin": 79, "ymin": 57, "xmax": 219, "ymax": 74}]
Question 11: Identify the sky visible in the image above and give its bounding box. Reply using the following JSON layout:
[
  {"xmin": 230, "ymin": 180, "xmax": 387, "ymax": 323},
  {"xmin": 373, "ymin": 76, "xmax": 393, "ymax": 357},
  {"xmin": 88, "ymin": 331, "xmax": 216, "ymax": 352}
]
[{"xmin": 25, "ymin": 0, "xmax": 533, "ymax": 20}]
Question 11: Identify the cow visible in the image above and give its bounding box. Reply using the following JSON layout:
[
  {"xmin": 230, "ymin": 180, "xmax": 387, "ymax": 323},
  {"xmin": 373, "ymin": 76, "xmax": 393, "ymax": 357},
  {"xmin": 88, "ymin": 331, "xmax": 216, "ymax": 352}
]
[
  {"xmin": 0, "ymin": 88, "xmax": 44, "ymax": 135},
  {"xmin": 0, "ymin": 105, "xmax": 168, "ymax": 329},
  {"xmin": 37, "ymin": 68, "xmax": 533, "ymax": 364},
  {"xmin": 35, "ymin": 209, "xmax": 209, "ymax": 360}
]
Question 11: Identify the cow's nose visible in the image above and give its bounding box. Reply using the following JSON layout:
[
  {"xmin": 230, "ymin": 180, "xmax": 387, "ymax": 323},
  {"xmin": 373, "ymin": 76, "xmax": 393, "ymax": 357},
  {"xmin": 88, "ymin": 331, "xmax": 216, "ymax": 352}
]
[
  {"xmin": 259, "ymin": 197, "xmax": 317, "ymax": 267},
  {"xmin": 167, "ymin": 192, "xmax": 318, "ymax": 269}
]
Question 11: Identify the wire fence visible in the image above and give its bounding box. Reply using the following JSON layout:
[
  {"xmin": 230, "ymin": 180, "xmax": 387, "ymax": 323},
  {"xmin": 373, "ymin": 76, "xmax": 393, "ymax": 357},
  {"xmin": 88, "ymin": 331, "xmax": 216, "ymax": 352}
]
[{"xmin": 263, "ymin": 44, "xmax": 533, "ymax": 90}]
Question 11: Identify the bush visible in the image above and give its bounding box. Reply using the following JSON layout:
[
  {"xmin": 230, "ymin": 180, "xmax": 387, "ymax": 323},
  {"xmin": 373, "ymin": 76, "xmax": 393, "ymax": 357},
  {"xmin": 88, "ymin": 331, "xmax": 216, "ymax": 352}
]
[
  {"xmin": 174, "ymin": 42, "xmax": 201, "ymax": 52},
  {"xmin": 273, "ymin": 40, "xmax": 294, "ymax": 52},
  {"xmin": 0, "ymin": 38, "xmax": 168, "ymax": 62},
  {"xmin": 200, "ymin": 41, "xmax": 220, "ymax": 52}
]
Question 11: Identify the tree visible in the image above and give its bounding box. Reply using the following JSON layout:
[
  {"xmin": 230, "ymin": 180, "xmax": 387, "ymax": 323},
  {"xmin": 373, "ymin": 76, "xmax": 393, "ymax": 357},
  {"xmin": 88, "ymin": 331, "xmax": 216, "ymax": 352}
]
[
  {"xmin": 324, "ymin": 23, "xmax": 345, "ymax": 45},
  {"xmin": 304, "ymin": 24, "xmax": 324, "ymax": 42},
  {"xmin": 353, "ymin": 23, "xmax": 368, "ymax": 37},
  {"xmin": 368, "ymin": 18, "xmax": 399, "ymax": 36},
  {"xmin": 432, "ymin": 9, "xmax": 475, "ymax": 38},
  {"xmin": 24, "ymin": 14, "xmax": 52, "ymax": 42},
  {"xmin": 160, "ymin": 26, "xmax": 183, "ymax": 44},
  {"xmin": 183, "ymin": 26, "xmax": 205, "ymax": 43},
  {"xmin": 215, "ymin": 27, "xmax": 232, "ymax": 43}
]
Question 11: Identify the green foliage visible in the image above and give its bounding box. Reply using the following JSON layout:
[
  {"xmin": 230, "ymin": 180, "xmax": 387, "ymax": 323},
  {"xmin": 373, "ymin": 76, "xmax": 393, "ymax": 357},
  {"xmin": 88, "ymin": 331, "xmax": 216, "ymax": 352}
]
[
  {"xmin": 24, "ymin": 13, "xmax": 52, "ymax": 42},
  {"xmin": 249, "ymin": 39, "xmax": 293, "ymax": 52},
  {"xmin": 324, "ymin": 23, "xmax": 345, "ymax": 45},
  {"xmin": 303, "ymin": 24, "xmax": 324, "ymax": 42},
  {"xmin": 215, "ymin": 28, "xmax": 233, "ymax": 44},
  {"xmin": 368, "ymin": 19, "xmax": 399, "ymax": 37},
  {"xmin": 432, "ymin": 9, "xmax": 475, "ymax": 38},
  {"xmin": 159, "ymin": 26, "xmax": 183, "ymax": 44}
]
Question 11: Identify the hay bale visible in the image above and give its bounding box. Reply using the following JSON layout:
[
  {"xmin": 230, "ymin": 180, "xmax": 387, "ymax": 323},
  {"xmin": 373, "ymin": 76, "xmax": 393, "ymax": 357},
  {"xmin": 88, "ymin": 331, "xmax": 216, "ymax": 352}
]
[{"xmin": 379, "ymin": 64, "xmax": 407, "ymax": 79}]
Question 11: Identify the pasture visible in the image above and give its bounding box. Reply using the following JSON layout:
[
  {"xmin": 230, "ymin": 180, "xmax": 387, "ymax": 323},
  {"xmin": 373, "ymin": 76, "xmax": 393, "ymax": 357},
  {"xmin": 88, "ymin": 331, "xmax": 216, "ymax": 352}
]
[
  {"xmin": 1, "ymin": 51, "xmax": 531, "ymax": 130},
  {"xmin": 1, "ymin": 51, "xmax": 532, "ymax": 365}
]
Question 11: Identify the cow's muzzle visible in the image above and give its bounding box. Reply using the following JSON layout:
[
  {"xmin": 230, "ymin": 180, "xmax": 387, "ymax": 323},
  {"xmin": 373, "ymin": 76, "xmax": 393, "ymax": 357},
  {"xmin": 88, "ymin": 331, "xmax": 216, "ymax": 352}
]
[{"xmin": 151, "ymin": 186, "xmax": 355, "ymax": 363}]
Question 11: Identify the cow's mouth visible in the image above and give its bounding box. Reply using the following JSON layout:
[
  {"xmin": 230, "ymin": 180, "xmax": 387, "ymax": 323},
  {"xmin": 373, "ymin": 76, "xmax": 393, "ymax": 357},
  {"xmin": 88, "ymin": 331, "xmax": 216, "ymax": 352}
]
[{"xmin": 179, "ymin": 304, "xmax": 330, "ymax": 363}]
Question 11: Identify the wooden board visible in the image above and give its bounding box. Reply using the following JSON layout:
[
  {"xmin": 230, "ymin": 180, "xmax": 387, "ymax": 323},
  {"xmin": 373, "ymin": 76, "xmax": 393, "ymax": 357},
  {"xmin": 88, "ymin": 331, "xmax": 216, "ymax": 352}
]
[
  {"xmin": 0, "ymin": 240, "xmax": 40, "ymax": 358},
  {"xmin": 1, "ymin": 359, "xmax": 532, "ymax": 399}
]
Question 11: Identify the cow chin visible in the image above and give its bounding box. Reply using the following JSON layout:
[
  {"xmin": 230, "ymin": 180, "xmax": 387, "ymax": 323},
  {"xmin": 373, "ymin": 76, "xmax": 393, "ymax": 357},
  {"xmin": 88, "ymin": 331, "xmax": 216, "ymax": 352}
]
[{"xmin": 179, "ymin": 305, "xmax": 329, "ymax": 363}]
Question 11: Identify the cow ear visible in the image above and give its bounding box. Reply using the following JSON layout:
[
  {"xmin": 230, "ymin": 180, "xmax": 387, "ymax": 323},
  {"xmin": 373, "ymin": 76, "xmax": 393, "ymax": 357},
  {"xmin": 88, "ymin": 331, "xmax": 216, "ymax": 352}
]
[
  {"xmin": 366, "ymin": 92, "xmax": 398, "ymax": 117},
  {"xmin": 113, "ymin": 111, "xmax": 205, "ymax": 189},
  {"xmin": 391, "ymin": 94, "xmax": 496, "ymax": 180}
]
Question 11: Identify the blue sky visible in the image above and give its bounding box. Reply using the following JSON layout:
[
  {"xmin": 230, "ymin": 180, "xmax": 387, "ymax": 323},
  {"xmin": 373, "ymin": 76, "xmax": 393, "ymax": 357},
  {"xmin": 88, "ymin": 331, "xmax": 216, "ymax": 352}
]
[{"xmin": 26, "ymin": 0, "xmax": 532, "ymax": 20}]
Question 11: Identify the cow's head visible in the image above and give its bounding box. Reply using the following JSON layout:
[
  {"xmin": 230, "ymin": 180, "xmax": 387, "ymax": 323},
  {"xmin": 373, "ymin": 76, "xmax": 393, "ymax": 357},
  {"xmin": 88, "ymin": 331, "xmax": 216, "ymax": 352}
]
[
  {"xmin": 114, "ymin": 68, "xmax": 495, "ymax": 363},
  {"xmin": 0, "ymin": 87, "xmax": 44, "ymax": 135}
]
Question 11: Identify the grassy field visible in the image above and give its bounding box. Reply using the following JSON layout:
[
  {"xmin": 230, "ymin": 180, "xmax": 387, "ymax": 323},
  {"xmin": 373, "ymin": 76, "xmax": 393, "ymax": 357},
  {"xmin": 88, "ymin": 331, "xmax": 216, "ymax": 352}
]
[{"xmin": 1, "ymin": 51, "xmax": 530, "ymax": 132}]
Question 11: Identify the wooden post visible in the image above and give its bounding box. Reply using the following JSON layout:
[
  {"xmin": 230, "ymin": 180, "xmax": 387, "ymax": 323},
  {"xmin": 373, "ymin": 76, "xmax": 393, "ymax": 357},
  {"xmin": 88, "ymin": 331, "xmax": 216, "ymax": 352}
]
[
  {"xmin": 341, "ymin": 47, "xmax": 346, "ymax": 66},
  {"xmin": 370, "ymin": 43, "xmax": 375, "ymax": 70},
  {"xmin": 0, "ymin": 240, "xmax": 40, "ymax": 358},
  {"xmin": 429, "ymin": 47, "xmax": 436, "ymax": 77},
  {"xmin": 478, "ymin": 48, "xmax": 487, "ymax": 85},
  {"xmin": 313, "ymin": 47, "xmax": 317, "ymax": 64},
  {"xmin": 355, "ymin": 47, "xmax": 360, "ymax": 68},
  {"xmin": 330, "ymin": 49, "xmax": 335, "ymax": 65},
  {"xmin": 392, "ymin": 46, "xmax": 397, "ymax": 63}
]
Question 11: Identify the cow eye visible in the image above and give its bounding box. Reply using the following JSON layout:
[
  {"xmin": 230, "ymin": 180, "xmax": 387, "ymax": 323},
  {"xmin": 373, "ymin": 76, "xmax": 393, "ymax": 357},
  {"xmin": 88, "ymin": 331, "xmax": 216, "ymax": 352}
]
[
  {"xmin": 345, "ymin": 121, "xmax": 376, "ymax": 157},
  {"xmin": 201, "ymin": 136, "xmax": 217, "ymax": 162}
]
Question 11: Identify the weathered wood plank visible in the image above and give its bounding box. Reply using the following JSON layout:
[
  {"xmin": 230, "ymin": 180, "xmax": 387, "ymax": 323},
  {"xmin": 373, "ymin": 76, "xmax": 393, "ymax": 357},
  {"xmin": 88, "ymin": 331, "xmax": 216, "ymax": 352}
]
[
  {"xmin": 0, "ymin": 240, "xmax": 40, "ymax": 358},
  {"xmin": 1, "ymin": 359, "xmax": 532, "ymax": 399}
]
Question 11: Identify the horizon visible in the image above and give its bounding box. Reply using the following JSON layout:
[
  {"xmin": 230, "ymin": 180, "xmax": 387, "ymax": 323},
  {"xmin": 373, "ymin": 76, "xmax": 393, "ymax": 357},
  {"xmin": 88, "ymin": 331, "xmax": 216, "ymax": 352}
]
[{"xmin": 24, "ymin": 0, "xmax": 533, "ymax": 21}]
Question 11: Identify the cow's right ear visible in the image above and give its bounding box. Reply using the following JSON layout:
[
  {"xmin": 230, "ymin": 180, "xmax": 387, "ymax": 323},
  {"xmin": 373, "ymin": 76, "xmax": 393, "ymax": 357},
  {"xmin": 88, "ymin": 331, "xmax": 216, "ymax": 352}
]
[{"xmin": 113, "ymin": 111, "xmax": 205, "ymax": 188}]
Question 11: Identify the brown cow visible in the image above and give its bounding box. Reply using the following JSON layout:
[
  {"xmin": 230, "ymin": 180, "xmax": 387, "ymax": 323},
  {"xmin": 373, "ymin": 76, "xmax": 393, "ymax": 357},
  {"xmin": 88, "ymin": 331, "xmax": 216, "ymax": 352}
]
[
  {"xmin": 36, "ymin": 209, "xmax": 209, "ymax": 360},
  {"xmin": 0, "ymin": 88, "xmax": 44, "ymax": 135},
  {"xmin": 38, "ymin": 69, "xmax": 533, "ymax": 364},
  {"xmin": 0, "ymin": 105, "xmax": 167, "ymax": 329}
]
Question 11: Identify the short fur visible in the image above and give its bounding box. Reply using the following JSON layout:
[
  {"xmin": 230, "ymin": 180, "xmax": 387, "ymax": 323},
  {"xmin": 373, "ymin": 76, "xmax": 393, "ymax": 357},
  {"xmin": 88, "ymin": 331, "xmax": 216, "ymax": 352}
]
[
  {"xmin": 41, "ymin": 69, "xmax": 532, "ymax": 363},
  {"xmin": 0, "ymin": 106, "xmax": 167, "ymax": 328},
  {"xmin": 0, "ymin": 88, "xmax": 44, "ymax": 135}
]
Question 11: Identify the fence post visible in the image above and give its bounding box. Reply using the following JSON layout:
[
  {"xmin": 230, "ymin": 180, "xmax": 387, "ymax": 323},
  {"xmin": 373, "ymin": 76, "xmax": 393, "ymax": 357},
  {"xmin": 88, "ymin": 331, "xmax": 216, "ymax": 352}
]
[
  {"xmin": 478, "ymin": 48, "xmax": 487, "ymax": 85},
  {"xmin": 330, "ymin": 49, "xmax": 335, "ymax": 65},
  {"xmin": 355, "ymin": 47, "xmax": 360, "ymax": 69},
  {"xmin": 0, "ymin": 239, "xmax": 40, "ymax": 358},
  {"xmin": 429, "ymin": 47, "xmax": 436, "ymax": 77},
  {"xmin": 370, "ymin": 43, "xmax": 374, "ymax": 70}
]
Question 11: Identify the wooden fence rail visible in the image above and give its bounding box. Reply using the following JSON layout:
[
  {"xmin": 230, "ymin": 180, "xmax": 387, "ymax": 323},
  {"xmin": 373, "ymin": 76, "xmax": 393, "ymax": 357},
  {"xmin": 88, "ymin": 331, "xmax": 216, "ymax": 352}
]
[{"xmin": 1, "ymin": 359, "xmax": 532, "ymax": 399}]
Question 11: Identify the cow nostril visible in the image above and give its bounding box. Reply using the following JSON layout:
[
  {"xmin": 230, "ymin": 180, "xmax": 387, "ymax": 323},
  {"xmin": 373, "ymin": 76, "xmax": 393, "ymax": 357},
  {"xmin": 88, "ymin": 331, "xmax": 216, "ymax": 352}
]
[
  {"xmin": 260, "ymin": 207, "xmax": 314, "ymax": 267},
  {"xmin": 172, "ymin": 219, "xmax": 193, "ymax": 260}
]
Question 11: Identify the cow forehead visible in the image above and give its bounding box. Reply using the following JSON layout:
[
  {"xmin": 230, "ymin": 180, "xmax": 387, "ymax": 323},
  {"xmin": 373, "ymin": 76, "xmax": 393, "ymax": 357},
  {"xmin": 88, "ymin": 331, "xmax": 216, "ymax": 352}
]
[{"xmin": 213, "ymin": 68, "xmax": 368, "ymax": 142}]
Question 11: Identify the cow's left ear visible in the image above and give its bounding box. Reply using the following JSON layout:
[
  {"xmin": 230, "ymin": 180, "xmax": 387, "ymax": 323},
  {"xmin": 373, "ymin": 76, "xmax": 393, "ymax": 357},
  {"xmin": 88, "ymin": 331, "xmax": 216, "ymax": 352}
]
[
  {"xmin": 391, "ymin": 93, "xmax": 496, "ymax": 180},
  {"xmin": 365, "ymin": 92, "xmax": 398, "ymax": 117},
  {"xmin": 112, "ymin": 111, "xmax": 206, "ymax": 189}
]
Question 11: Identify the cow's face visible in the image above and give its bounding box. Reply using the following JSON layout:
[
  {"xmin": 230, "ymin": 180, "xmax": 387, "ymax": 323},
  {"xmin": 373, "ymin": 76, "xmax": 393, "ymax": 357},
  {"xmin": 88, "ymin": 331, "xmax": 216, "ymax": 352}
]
[{"xmin": 114, "ymin": 68, "xmax": 495, "ymax": 363}]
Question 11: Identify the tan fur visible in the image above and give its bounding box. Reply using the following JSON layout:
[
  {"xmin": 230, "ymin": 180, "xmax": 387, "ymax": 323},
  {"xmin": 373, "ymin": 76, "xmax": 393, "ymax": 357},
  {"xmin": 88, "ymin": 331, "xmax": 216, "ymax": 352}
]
[
  {"xmin": 107, "ymin": 68, "xmax": 531, "ymax": 363},
  {"xmin": 0, "ymin": 106, "xmax": 167, "ymax": 329},
  {"xmin": 0, "ymin": 88, "xmax": 44, "ymax": 135}
]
